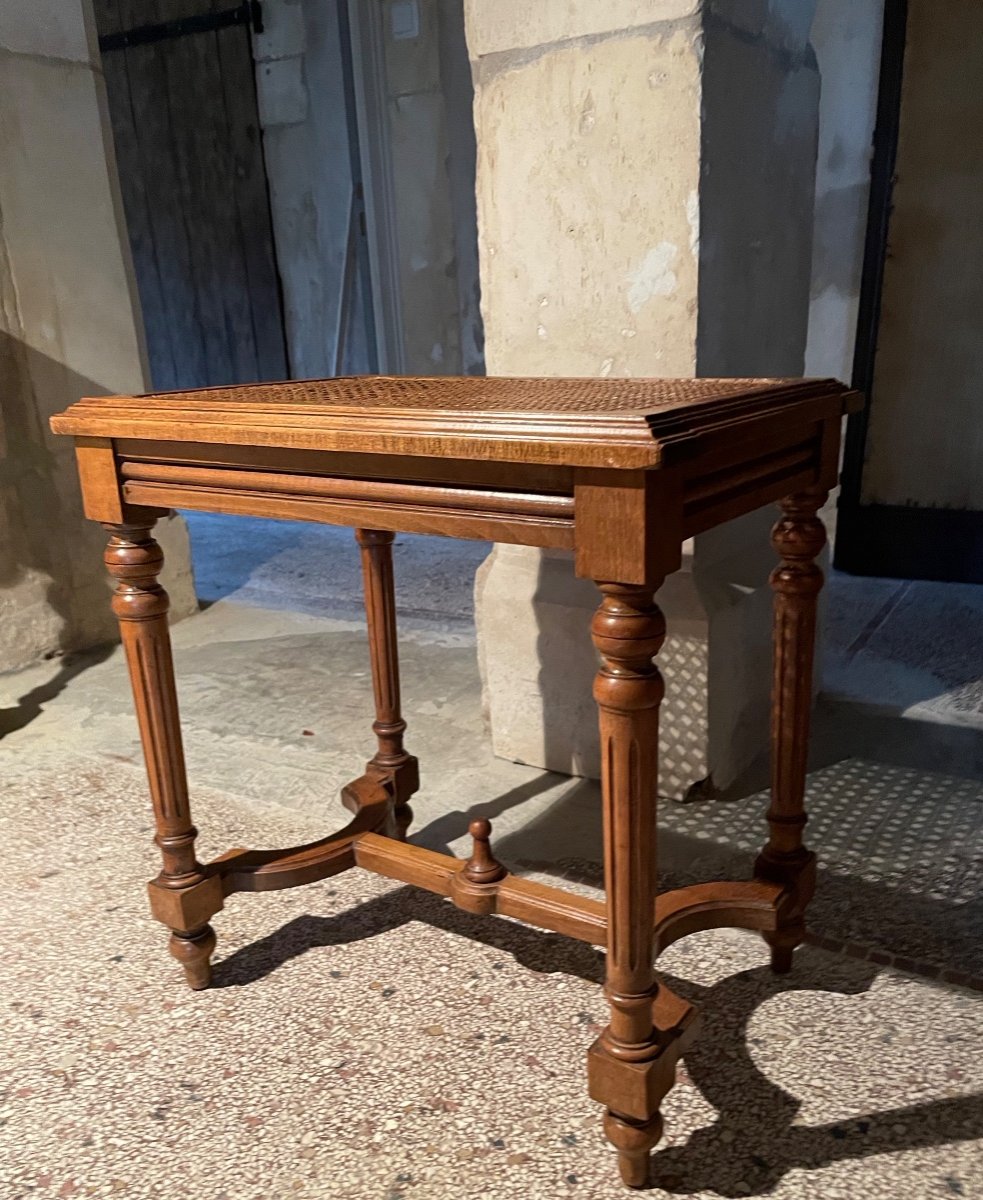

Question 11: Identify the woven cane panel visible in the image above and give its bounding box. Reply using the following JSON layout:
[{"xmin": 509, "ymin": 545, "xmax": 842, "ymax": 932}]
[{"xmin": 140, "ymin": 375, "xmax": 786, "ymax": 415}]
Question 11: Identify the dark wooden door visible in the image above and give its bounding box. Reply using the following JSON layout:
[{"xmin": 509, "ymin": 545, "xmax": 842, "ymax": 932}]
[{"xmin": 94, "ymin": 1, "xmax": 288, "ymax": 391}]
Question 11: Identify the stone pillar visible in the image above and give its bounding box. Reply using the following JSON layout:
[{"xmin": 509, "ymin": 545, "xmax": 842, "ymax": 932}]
[
  {"xmin": 0, "ymin": 0, "xmax": 196, "ymax": 671},
  {"xmin": 468, "ymin": 0, "xmax": 821, "ymax": 797}
]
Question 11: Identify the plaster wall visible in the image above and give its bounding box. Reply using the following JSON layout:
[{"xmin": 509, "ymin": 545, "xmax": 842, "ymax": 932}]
[
  {"xmin": 436, "ymin": 0, "xmax": 484, "ymax": 374},
  {"xmin": 255, "ymin": 0, "xmax": 481, "ymax": 377},
  {"xmin": 382, "ymin": 0, "xmax": 481, "ymax": 375},
  {"xmin": 804, "ymin": 0, "xmax": 883, "ymax": 382},
  {"xmin": 252, "ymin": 0, "xmax": 366, "ymax": 378},
  {"xmin": 0, "ymin": 0, "xmax": 195, "ymax": 672},
  {"xmin": 861, "ymin": 0, "xmax": 983, "ymax": 511},
  {"xmin": 802, "ymin": 0, "xmax": 883, "ymax": 545}
]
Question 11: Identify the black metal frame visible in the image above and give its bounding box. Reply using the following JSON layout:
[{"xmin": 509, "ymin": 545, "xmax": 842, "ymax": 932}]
[{"xmin": 99, "ymin": 2, "xmax": 263, "ymax": 54}]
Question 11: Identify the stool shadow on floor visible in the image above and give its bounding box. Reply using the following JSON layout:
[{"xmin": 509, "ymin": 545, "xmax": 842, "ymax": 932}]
[
  {"xmin": 0, "ymin": 644, "xmax": 112, "ymax": 739},
  {"xmin": 213, "ymin": 881, "xmax": 608, "ymax": 991},
  {"xmin": 649, "ymin": 949, "xmax": 983, "ymax": 1196},
  {"xmin": 211, "ymin": 888, "xmax": 983, "ymax": 1196},
  {"xmin": 411, "ymin": 771, "xmax": 579, "ymax": 858},
  {"xmin": 423, "ymin": 762, "xmax": 983, "ymax": 979}
]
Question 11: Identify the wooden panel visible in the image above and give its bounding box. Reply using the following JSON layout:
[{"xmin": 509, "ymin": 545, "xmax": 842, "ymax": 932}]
[
  {"xmin": 496, "ymin": 875, "xmax": 606, "ymax": 944},
  {"xmin": 652, "ymin": 881, "xmax": 783, "ymax": 952},
  {"xmin": 681, "ymin": 466, "xmax": 818, "ymax": 539},
  {"xmin": 211, "ymin": 1, "xmax": 290, "ymax": 381},
  {"xmin": 119, "ymin": 461, "xmax": 575, "ymax": 519},
  {"xmin": 120, "ymin": 479, "xmax": 576, "ymax": 547},
  {"xmin": 352, "ymin": 834, "xmax": 457, "ymax": 896},
  {"xmin": 113, "ymin": 0, "xmax": 211, "ymax": 388},
  {"xmin": 157, "ymin": 0, "xmax": 253, "ymax": 384},
  {"xmin": 92, "ymin": 0, "xmax": 122, "ymax": 34},
  {"xmin": 74, "ymin": 437, "xmax": 125, "ymax": 523},
  {"xmin": 683, "ymin": 441, "xmax": 816, "ymax": 508},
  {"xmin": 73, "ymin": 436, "xmax": 166, "ymax": 525},
  {"xmin": 95, "ymin": 0, "xmax": 182, "ymax": 388},
  {"xmin": 113, "ymin": 438, "xmax": 576, "ymax": 493},
  {"xmin": 96, "ymin": 0, "xmax": 287, "ymax": 389}
]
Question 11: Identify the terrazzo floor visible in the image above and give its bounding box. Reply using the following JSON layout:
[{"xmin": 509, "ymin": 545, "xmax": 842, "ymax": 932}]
[
  {"xmin": 2, "ymin": 520, "xmax": 982, "ymax": 1198},
  {"xmin": 4, "ymin": 751, "xmax": 982, "ymax": 1200}
]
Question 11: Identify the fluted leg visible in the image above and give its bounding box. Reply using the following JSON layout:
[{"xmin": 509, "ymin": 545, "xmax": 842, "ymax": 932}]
[
  {"xmin": 105, "ymin": 523, "xmax": 221, "ymax": 989},
  {"xmin": 755, "ymin": 490, "xmax": 828, "ymax": 973},
  {"xmin": 356, "ymin": 529, "xmax": 419, "ymax": 839},
  {"xmin": 587, "ymin": 583, "xmax": 672, "ymax": 1188}
]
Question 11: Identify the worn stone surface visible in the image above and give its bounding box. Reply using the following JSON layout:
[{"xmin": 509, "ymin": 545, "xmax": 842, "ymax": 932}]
[
  {"xmin": 470, "ymin": 14, "xmax": 702, "ymax": 377},
  {"xmin": 185, "ymin": 514, "xmax": 486, "ymax": 632},
  {"xmin": 824, "ymin": 571, "xmax": 983, "ymax": 728},
  {"xmin": 464, "ymin": 0, "xmax": 703, "ymax": 60},
  {"xmin": 5, "ymin": 748, "xmax": 981, "ymax": 1199}
]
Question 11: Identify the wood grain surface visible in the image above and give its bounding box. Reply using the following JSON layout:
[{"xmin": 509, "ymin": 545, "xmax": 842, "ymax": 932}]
[
  {"xmin": 51, "ymin": 375, "xmax": 859, "ymax": 467},
  {"xmin": 55, "ymin": 372, "xmax": 855, "ymax": 1190}
]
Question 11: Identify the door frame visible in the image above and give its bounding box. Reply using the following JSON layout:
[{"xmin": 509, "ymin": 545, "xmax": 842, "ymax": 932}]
[
  {"xmin": 834, "ymin": 0, "xmax": 983, "ymax": 584},
  {"xmin": 342, "ymin": 0, "xmax": 407, "ymax": 375}
]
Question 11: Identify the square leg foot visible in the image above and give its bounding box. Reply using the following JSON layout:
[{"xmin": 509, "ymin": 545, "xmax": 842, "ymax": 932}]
[
  {"xmin": 755, "ymin": 850, "xmax": 816, "ymax": 973},
  {"xmin": 147, "ymin": 871, "xmax": 224, "ymax": 932},
  {"xmin": 588, "ymin": 987, "xmax": 700, "ymax": 1186},
  {"xmin": 148, "ymin": 874, "xmax": 224, "ymax": 991}
]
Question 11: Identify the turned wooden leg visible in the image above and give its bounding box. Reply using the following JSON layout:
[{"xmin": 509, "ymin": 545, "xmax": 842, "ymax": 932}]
[
  {"xmin": 105, "ymin": 522, "xmax": 222, "ymax": 990},
  {"xmin": 355, "ymin": 529, "xmax": 419, "ymax": 839},
  {"xmin": 755, "ymin": 489, "xmax": 828, "ymax": 973},
  {"xmin": 588, "ymin": 583, "xmax": 672, "ymax": 1188}
]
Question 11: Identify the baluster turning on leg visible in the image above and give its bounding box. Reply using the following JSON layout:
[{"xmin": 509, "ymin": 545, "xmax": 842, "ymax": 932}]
[
  {"xmin": 104, "ymin": 522, "xmax": 220, "ymax": 989},
  {"xmin": 356, "ymin": 529, "xmax": 419, "ymax": 839},
  {"xmin": 588, "ymin": 583, "xmax": 671, "ymax": 1188},
  {"xmin": 756, "ymin": 489, "xmax": 828, "ymax": 973}
]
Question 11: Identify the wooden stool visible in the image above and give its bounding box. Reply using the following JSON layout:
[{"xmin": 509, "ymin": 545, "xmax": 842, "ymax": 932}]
[{"xmin": 52, "ymin": 375, "xmax": 859, "ymax": 1188}]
